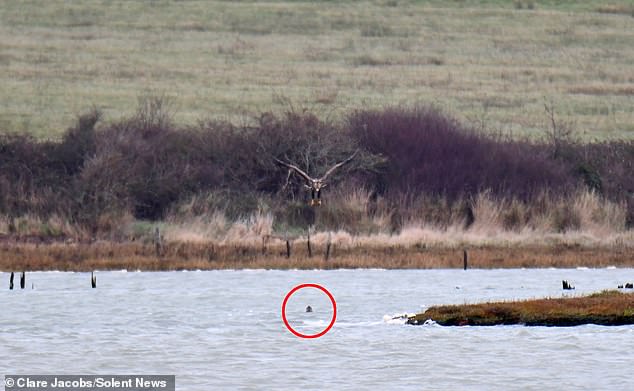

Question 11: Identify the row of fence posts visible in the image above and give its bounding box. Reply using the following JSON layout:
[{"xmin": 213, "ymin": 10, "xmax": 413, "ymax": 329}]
[
  {"xmin": 278, "ymin": 228, "xmax": 333, "ymax": 261},
  {"xmin": 154, "ymin": 224, "xmax": 468, "ymax": 266},
  {"xmin": 8, "ymin": 271, "xmax": 97, "ymax": 289},
  {"xmin": 272, "ymin": 226, "xmax": 466, "ymax": 267},
  {"xmin": 153, "ymin": 226, "xmax": 334, "ymax": 260},
  {"xmin": 6, "ymin": 244, "xmax": 469, "ymax": 289}
]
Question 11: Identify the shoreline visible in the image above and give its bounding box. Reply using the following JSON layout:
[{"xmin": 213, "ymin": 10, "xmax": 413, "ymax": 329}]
[{"xmin": 1, "ymin": 239, "xmax": 632, "ymax": 271}]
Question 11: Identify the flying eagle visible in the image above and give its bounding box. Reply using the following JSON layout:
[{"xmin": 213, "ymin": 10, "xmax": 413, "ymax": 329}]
[{"xmin": 275, "ymin": 150, "xmax": 358, "ymax": 206}]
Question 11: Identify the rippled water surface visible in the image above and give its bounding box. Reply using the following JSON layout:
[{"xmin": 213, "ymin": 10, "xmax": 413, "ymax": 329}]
[{"xmin": 2, "ymin": 268, "xmax": 633, "ymax": 390}]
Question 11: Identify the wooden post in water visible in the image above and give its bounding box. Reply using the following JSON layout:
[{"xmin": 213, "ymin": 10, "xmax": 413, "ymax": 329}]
[
  {"xmin": 91, "ymin": 271, "xmax": 97, "ymax": 288},
  {"xmin": 324, "ymin": 232, "xmax": 332, "ymax": 261},
  {"xmin": 9, "ymin": 272, "xmax": 14, "ymax": 290},
  {"xmin": 307, "ymin": 227, "xmax": 313, "ymax": 258},
  {"xmin": 463, "ymin": 249, "xmax": 468, "ymax": 270},
  {"xmin": 20, "ymin": 271, "xmax": 25, "ymax": 289}
]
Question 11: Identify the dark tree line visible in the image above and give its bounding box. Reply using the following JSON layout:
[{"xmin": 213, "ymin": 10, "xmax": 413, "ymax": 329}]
[{"xmin": 1, "ymin": 104, "xmax": 632, "ymax": 234}]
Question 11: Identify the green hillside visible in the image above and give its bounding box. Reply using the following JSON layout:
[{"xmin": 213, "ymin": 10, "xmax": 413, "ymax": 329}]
[{"xmin": 1, "ymin": 0, "xmax": 633, "ymax": 139}]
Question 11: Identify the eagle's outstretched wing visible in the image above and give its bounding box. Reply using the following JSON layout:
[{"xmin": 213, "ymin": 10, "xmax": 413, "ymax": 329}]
[
  {"xmin": 274, "ymin": 157, "xmax": 315, "ymax": 183},
  {"xmin": 318, "ymin": 150, "xmax": 358, "ymax": 182}
]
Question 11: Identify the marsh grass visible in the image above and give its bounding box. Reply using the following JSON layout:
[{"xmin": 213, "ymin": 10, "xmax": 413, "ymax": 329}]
[
  {"xmin": 1, "ymin": 232, "xmax": 632, "ymax": 272},
  {"xmin": 409, "ymin": 290, "xmax": 634, "ymax": 326},
  {"xmin": 2, "ymin": 188, "xmax": 633, "ymax": 272}
]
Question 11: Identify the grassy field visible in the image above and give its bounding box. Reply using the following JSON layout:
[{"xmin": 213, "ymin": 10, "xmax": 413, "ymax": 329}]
[
  {"xmin": 407, "ymin": 290, "xmax": 634, "ymax": 326},
  {"xmin": 1, "ymin": 0, "xmax": 633, "ymax": 139}
]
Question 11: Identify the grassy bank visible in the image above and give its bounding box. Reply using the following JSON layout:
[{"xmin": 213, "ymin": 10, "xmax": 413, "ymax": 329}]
[
  {"xmin": 1, "ymin": 232, "xmax": 632, "ymax": 271},
  {"xmin": 407, "ymin": 290, "xmax": 634, "ymax": 326},
  {"xmin": 1, "ymin": 1, "xmax": 633, "ymax": 139}
]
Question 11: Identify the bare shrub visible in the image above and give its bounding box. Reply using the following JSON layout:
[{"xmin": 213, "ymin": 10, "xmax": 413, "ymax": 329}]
[
  {"xmin": 543, "ymin": 99, "xmax": 575, "ymax": 159},
  {"xmin": 79, "ymin": 109, "xmax": 222, "ymax": 222},
  {"xmin": 134, "ymin": 93, "xmax": 176, "ymax": 130},
  {"xmin": 573, "ymin": 141, "xmax": 634, "ymax": 226},
  {"xmin": 348, "ymin": 105, "xmax": 574, "ymax": 202},
  {"xmin": 54, "ymin": 107, "xmax": 100, "ymax": 175}
]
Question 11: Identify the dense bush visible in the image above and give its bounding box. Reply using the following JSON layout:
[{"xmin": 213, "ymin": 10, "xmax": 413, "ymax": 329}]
[
  {"xmin": 348, "ymin": 106, "xmax": 575, "ymax": 200},
  {"xmin": 560, "ymin": 141, "xmax": 634, "ymax": 224}
]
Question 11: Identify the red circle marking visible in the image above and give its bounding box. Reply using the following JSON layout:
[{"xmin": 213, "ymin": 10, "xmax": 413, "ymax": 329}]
[{"xmin": 282, "ymin": 283, "xmax": 337, "ymax": 338}]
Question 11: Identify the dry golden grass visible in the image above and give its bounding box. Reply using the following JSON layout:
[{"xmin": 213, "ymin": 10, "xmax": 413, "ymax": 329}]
[
  {"xmin": 1, "ymin": 189, "xmax": 631, "ymax": 271},
  {"xmin": 0, "ymin": 236, "xmax": 632, "ymax": 272},
  {"xmin": 409, "ymin": 290, "xmax": 634, "ymax": 326}
]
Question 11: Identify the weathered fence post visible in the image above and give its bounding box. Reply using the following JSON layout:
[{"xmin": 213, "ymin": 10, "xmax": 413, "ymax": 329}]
[
  {"xmin": 154, "ymin": 227, "xmax": 162, "ymax": 257},
  {"xmin": 261, "ymin": 236, "xmax": 267, "ymax": 255},
  {"xmin": 463, "ymin": 249, "xmax": 468, "ymax": 270},
  {"xmin": 20, "ymin": 271, "xmax": 25, "ymax": 289},
  {"xmin": 284, "ymin": 231, "xmax": 291, "ymax": 258},
  {"xmin": 91, "ymin": 271, "xmax": 97, "ymax": 288},
  {"xmin": 324, "ymin": 232, "xmax": 332, "ymax": 261},
  {"xmin": 9, "ymin": 272, "xmax": 14, "ymax": 290}
]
